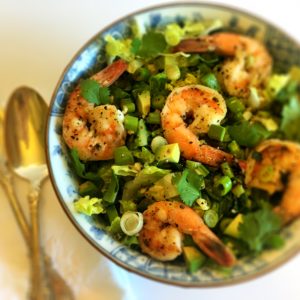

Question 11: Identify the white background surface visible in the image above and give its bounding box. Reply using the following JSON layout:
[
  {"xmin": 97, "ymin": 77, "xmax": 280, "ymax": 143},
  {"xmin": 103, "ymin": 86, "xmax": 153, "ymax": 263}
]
[{"xmin": 1, "ymin": 0, "xmax": 300, "ymax": 299}]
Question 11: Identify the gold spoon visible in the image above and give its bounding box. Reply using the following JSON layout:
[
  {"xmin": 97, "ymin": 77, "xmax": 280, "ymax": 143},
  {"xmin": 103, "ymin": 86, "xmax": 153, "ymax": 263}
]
[{"xmin": 2, "ymin": 87, "xmax": 74, "ymax": 300}]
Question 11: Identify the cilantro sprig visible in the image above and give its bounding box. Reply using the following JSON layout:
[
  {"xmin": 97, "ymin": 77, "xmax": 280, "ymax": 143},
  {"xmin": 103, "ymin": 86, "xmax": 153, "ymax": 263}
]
[
  {"xmin": 238, "ymin": 205, "xmax": 284, "ymax": 253},
  {"xmin": 173, "ymin": 169, "xmax": 204, "ymax": 206},
  {"xmin": 80, "ymin": 79, "xmax": 110, "ymax": 105}
]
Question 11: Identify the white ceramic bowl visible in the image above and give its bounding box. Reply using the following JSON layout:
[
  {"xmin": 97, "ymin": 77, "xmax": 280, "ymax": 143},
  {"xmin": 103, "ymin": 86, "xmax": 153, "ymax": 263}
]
[{"xmin": 46, "ymin": 2, "xmax": 300, "ymax": 287}]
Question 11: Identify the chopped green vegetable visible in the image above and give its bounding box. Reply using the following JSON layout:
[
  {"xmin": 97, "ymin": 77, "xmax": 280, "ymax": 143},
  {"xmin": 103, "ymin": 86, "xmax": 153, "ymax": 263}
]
[
  {"xmin": 281, "ymin": 95, "xmax": 300, "ymax": 142},
  {"xmin": 137, "ymin": 31, "xmax": 167, "ymax": 58},
  {"xmin": 103, "ymin": 173, "xmax": 119, "ymax": 204},
  {"xmin": 124, "ymin": 115, "xmax": 139, "ymax": 133},
  {"xmin": 208, "ymin": 124, "xmax": 228, "ymax": 142},
  {"xmin": 239, "ymin": 205, "xmax": 282, "ymax": 253},
  {"xmin": 213, "ymin": 175, "xmax": 232, "ymax": 196},
  {"xmin": 74, "ymin": 196, "xmax": 105, "ymax": 216},
  {"xmin": 203, "ymin": 209, "xmax": 219, "ymax": 228},
  {"xmin": 174, "ymin": 169, "xmax": 204, "ymax": 206},
  {"xmin": 111, "ymin": 165, "xmax": 139, "ymax": 176},
  {"xmin": 122, "ymin": 166, "xmax": 170, "ymax": 200},
  {"xmin": 228, "ymin": 121, "xmax": 271, "ymax": 147},
  {"xmin": 114, "ymin": 146, "xmax": 134, "ymax": 165}
]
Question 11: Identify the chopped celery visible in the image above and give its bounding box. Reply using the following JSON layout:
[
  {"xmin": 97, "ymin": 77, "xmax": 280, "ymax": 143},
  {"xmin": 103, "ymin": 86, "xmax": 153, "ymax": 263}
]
[
  {"xmin": 220, "ymin": 162, "xmax": 234, "ymax": 178},
  {"xmin": 146, "ymin": 111, "xmax": 161, "ymax": 124},
  {"xmin": 226, "ymin": 97, "xmax": 245, "ymax": 114},
  {"xmin": 114, "ymin": 146, "xmax": 135, "ymax": 165},
  {"xmin": 124, "ymin": 115, "xmax": 139, "ymax": 133},
  {"xmin": 136, "ymin": 119, "xmax": 149, "ymax": 147},
  {"xmin": 208, "ymin": 124, "xmax": 227, "ymax": 141},
  {"xmin": 79, "ymin": 181, "xmax": 99, "ymax": 197},
  {"xmin": 103, "ymin": 173, "xmax": 119, "ymax": 204},
  {"xmin": 186, "ymin": 160, "xmax": 210, "ymax": 177}
]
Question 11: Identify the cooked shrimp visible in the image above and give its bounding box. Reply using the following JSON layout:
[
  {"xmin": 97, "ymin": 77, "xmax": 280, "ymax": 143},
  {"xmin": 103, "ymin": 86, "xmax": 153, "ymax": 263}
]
[
  {"xmin": 139, "ymin": 201, "xmax": 236, "ymax": 266},
  {"xmin": 63, "ymin": 59, "xmax": 128, "ymax": 160},
  {"xmin": 245, "ymin": 139, "xmax": 300, "ymax": 224},
  {"xmin": 174, "ymin": 33, "xmax": 272, "ymax": 99},
  {"xmin": 161, "ymin": 85, "xmax": 233, "ymax": 166}
]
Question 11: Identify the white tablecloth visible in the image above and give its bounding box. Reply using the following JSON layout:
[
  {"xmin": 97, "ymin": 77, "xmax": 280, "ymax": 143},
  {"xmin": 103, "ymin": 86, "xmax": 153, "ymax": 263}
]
[{"xmin": 1, "ymin": 0, "xmax": 300, "ymax": 299}]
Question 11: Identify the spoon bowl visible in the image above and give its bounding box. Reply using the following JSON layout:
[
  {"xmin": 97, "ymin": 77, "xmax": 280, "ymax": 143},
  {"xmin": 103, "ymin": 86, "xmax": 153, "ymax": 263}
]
[{"xmin": 5, "ymin": 87, "xmax": 48, "ymax": 187}]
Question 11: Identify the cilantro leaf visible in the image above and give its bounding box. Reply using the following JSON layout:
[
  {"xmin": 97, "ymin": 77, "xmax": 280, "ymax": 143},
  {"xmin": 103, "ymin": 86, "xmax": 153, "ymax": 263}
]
[
  {"xmin": 174, "ymin": 169, "xmax": 204, "ymax": 206},
  {"xmin": 281, "ymin": 95, "xmax": 300, "ymax": 142},
  {"xmin": 98, "ymin": 86, "xmax": 110, "ymax": 104},
  {"xmin": 80, "ymin": 79, "xmax": 110, "ymax": 105},
  {"xmin": 137, "ymin": 31, "xmax": 167, "ymax": 58},
  {"xmin": 238, "ymin": 205, "xmax": 282, "ymax": 253},
  {"xmin": 228, "ymin": 121, "xmax": 271, "ymax": 147}
]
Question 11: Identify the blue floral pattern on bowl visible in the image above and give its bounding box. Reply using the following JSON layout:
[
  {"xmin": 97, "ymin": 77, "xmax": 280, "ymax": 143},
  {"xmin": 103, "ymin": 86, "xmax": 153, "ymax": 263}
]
[{"xmin": 47, "ymin": 3, "xmax": 300, "ymax": 287}]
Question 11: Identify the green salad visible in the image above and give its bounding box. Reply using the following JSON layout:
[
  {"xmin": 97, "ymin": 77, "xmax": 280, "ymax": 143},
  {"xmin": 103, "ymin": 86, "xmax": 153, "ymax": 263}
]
[{"xmin": 62, "ymin": 18, "xmax": 300, "ymax": 272}]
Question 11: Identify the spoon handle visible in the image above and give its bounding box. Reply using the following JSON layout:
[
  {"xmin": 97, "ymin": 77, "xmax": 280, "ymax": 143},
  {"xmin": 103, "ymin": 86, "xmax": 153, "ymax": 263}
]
[
  {"xmin": 0, "ymin": 164, "xmax": 30, "ymax": 243},
  {"xmin": 28, "ymin": 188, "xmax": 52, "ymax": 300}
]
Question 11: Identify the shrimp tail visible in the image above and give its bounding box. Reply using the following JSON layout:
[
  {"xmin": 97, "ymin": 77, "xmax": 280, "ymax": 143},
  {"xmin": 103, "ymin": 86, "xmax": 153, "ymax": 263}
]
[
  {"xmin": 91, "ymin": 59, "xmax": 128, "ymax": 87},
  {"xmin": 197, "ymin": 145, "xmax": 233, "ymax": 167},
  {"xmin": 173, "ymin": 37, "xmax": 217, "ymax": 53},
  {"xmin": 193, "ymin": 229, "xmax": 236, "ymax": 267}
]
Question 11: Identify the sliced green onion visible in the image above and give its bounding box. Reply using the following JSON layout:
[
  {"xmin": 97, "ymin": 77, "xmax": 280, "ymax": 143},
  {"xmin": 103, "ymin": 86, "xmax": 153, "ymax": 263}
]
[
  {"xmin": 203, "ymin": 209, "xmax": 219, "ymax": 228},
  {"xmin": 228, "ymin": 140, "xmax": 243, "ymax": 158},
  {"xmin": 208, "ymin": 124, "xmax": 227, "ymax": 141},
  {"xmin": 146, "ymin": 111, "xmax": 161, "ymax": 125},
  {"xmin": 106, "ymin": 205, "xmax": 119, "ymax": 224},
  {"xmin": 120, "ymin": 211, "xmax": 143, "ymax": 236},
  {"xmin": 213, "ymin": 175, "xmax": 232, "ymax": 196},
  {"xmin": 151, "ymin": 95, "xmax": 166, "ymax": 110},
  {"xmin": 196, "ymin": 198, "xmax": 210, "ymax": 210},
  {"xmin": 150, "ymin": 136, "xmax": 168, "ymax": 153},
  {"xmin": 221, "ymin": 162, "xmax": 234, "ymax": 178},
  {"xmin": 226, "ymin": 97, "xmax": 245, "ymax": 114},
  {"xmin": 114, "ymin": 146, "xmax": 134, "ymax": 165},
  {"xmin": 186, "ymin": 160, "xmax": 210, "ymax": 177},
  {"xmin": 120, "ymin": 99, "xmax": 135, "ymax": 113},
  {"xmin": 124, "ymin": 115, "xmax": 139, "ymax": 133}
]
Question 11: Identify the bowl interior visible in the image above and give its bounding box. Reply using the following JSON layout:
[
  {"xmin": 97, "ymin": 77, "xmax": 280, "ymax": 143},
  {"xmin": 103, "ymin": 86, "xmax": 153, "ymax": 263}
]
[{"xmin": 47, "ymin": 2, "xmax": 300, "ymax": 287}]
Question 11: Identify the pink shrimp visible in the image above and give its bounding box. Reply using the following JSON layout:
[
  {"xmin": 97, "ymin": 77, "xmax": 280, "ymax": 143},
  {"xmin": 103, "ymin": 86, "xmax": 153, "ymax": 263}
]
[
  {"xmin": 62, "ymin": 59, "xmax": 128, "ymax": 160},
  {"xmin": 161, "ymin": 85, "xmax": 233, "ymax": 167},
  {"xmin": 245, "ymin": 139, "xmax": 300, "ymax": 224},
  {"xmin": 174, "ymin": 32, "xmax": 272, "ymax": 99},
  {"xmin": 139, "ymin": 201, "xmax": 236, "ymax": 266}
]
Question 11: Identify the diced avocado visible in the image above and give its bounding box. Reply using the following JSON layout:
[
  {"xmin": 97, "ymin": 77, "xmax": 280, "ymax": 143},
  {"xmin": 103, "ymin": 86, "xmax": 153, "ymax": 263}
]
[
  {"xmin": 223, "ymin": 213, "xmax": 244, "ymax": 238},
  {"xmin": 155, "ymin": 143, "xmax": 180, "ymax": 163},
  {"xmin": 183, "ymin": 246, "xmax": 206, "ymax": 273},
  {"xmin": 137, "ymin": 90, "xmax": 151, "ymax": 118},
  {"xmin": 79, "ymin": 181, "xmax": 99, "ymax": 197}
]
